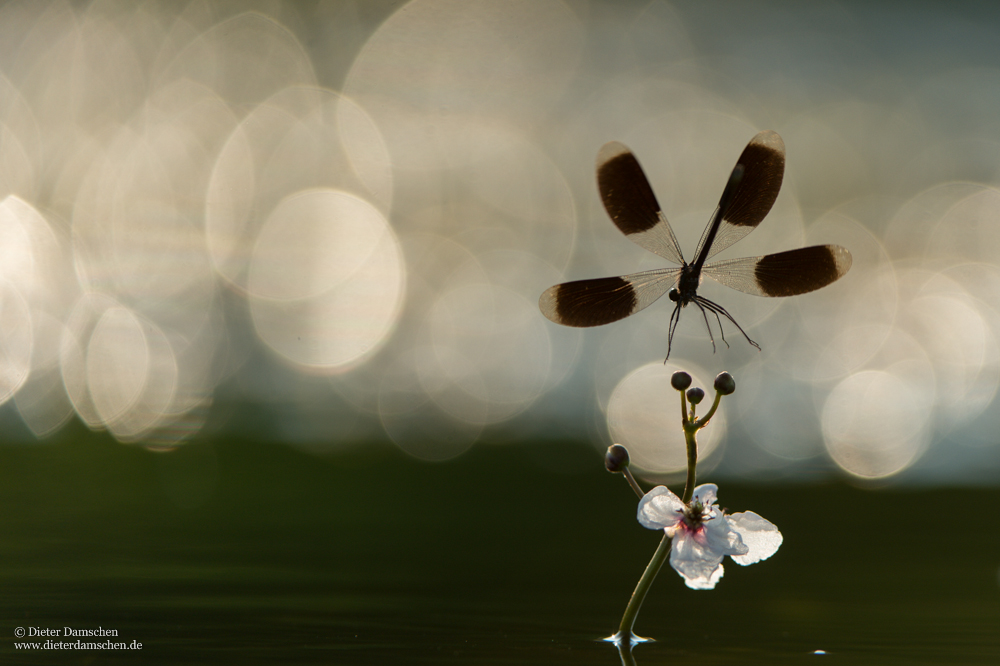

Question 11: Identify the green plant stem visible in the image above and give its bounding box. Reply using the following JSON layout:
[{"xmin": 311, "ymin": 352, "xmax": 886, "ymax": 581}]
[
  {"xmin": 612, "ymin": 379, "xmax": 724, "ymax": 645},
  {"xmin": 617, "ymin": 531, "xmax": 672, "ymax": 640},
  {"xmin": 681, "ymin": 424, "xmax": 698, "ymax": 504},
  {"xmin": 622, "ymin": 467, "xmax": 644, "ymax": 499},
  {"xmin": 679, "ymin": 391, "xmax": 721, "ymax": 503},
  {"xmin": 696, "ymin": 391, "xmax": 723, "ymax": 429},
  {"xmin": 615, "ymin": 639, "xmax": 638, "ymax": 666}
]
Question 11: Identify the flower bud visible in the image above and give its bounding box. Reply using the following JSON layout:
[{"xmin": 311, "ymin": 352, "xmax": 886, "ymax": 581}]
[
  {"xmin": 605, "ymin": 444, "xmax": 630, "ymax": 472},
  {"xmin": 671, "ymin": 371, "xmax": 692, "ymax": 391},
  {"xmin": 714, "ymin": 372, "xmax": 736, "ymax": 395},
  {"xmin": 686, "ymin": 386, "xmax": 705, "ymax": 405}
]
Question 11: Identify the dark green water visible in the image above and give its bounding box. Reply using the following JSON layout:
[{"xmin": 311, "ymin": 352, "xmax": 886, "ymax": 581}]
[{"xmin": 1, "ymin": 428, "xmax": 998, "ymax": 664}]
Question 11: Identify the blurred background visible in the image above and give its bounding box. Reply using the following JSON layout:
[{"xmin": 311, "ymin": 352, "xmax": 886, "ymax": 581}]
[
  {"xmin": 4, "ymin": 2, "xmax": 1000, "ymax": 663},
  {"xmin": 1, "ymin": 0, "xmax": 1000, "ymax": 486}
]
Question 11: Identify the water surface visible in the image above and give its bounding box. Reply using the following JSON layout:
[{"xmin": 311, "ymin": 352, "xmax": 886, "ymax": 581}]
[{"xmin": 2, "ymin": 431, "xmax": 997, "ymax": 664}]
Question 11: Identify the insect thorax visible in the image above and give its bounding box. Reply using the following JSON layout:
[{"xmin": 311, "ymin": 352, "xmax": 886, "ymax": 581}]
[{"xmin": 674, "ymin": 264, "xmax": 703, "ymax": 305}]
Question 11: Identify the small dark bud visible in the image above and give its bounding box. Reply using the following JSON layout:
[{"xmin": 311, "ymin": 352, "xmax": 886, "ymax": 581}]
[
  {"xmin": 605, "ymin": 444, "xmax": 630, "ymax": 473},
  {"xmin": 714, "ymin": 372, "xmax": 736, "ymax": 395},
  {"xmin": 686, "ymin": 387, "xmax": 705, "ymax": 405},
  {"xmin": 671, "ymin": 371, "xmax": 692, "ymax": 391}
]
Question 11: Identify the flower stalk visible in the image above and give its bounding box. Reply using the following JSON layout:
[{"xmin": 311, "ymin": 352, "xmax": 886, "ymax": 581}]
[
  {"xmin": 604, "ymin": 443, "xmax": 644, "ymax": 499},
  {"xmin": 604, "ymin": 370, "xmax": 778, "ymax": 648},
  {"xmin": 613, "ymin": 531, "xmax": 671, "ymax": 642},
  {"xmin": 681, "ymin": 387, "xmax": 722, "ymax": 504}
]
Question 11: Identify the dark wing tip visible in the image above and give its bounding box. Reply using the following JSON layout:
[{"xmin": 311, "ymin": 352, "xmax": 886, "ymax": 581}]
[
  {"xmin": 725, "ymin": 130, "xmax": 786, "ymax": 229},
  {"xmin": 596, "ymin": 142, "xmax": 663, "ymax": 236},
  {"xmin": 539, "ymin": 277, "xmax": 638, "ymax": 327},
  {"xmin": 753, "ymin": 244, "xmax": 852, "ymax": 297}
]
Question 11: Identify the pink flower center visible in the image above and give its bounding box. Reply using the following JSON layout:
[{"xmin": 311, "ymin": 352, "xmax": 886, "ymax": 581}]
[{"xmin": 678, "ymin": 516, "xmax": 708, "ymax": 542}]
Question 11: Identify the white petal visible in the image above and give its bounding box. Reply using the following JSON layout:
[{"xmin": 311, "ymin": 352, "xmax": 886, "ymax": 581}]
[
  {"xmin": 690, "ymin": 483, "xmax": 718, "ymax": 508},
  {"xmin": 704, "ymin": 513, "xmax": 749, "ymax": 558},
  {"xmin": 728, "ymin": 511, "xmax": 783, "ymax": 565},
  {"xmin": 637, "ymin": 486, "xmax": 684, "ymax": 531},
  {"xmin": 669, "ymin": 530, "xmax": 726, "ymax": 589}
]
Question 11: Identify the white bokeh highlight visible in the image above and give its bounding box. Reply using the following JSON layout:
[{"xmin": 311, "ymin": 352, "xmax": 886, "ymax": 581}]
[
  {"xmin": 608, "ymin": 363, "xmax": 725, "ymax": 476},
  {"xmin": 0, "ymin": 1, "xmax": 990, "ymax": 483}
]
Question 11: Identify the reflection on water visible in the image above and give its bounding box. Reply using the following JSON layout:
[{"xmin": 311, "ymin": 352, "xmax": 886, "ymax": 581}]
[{"xmin": 1, "ymin": 432, "xmax": 997, "ymax": 664}]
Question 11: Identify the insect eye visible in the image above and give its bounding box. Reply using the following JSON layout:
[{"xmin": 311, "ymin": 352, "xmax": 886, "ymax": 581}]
[{"xmin": 668, "ymin": 288, "xmax": 680, "ymax": 302}]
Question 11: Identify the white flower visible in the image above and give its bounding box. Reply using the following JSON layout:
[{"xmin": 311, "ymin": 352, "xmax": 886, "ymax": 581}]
[{"xmin": 637, "ymin": 483, "xmax": 782, "ymax": 590}]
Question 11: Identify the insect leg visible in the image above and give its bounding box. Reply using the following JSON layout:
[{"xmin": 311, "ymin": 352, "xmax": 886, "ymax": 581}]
[
  {"xmin": 696, "ymin": 296, "xmax": 761, "ymax": 351},
  {"xmin": 665, "ymin": 301, "xmax": 683, "ymax": 361},
  {"xmin": 692, "ymin": 299, "xmax": 718, "ymax": 354},
  {"xmin": 697, "ymin": 299, "xmax": 730, "ymax": 349}
]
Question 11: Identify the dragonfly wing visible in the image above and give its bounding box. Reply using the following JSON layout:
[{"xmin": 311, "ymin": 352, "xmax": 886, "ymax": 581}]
[
  {"xmin": 597, "ymin": 141, "xmax": 685, "ymax": 265},
  {"xmin": 701, "ymin": 245, "xmax": 852, "ymax": 297},
  {"xmin": 694, "ymin": 130, "xmax": 786, "ymax": 263},
  {"xmin": 539, "ymin": 268, "xmax": 681, "ymax": 327}
]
